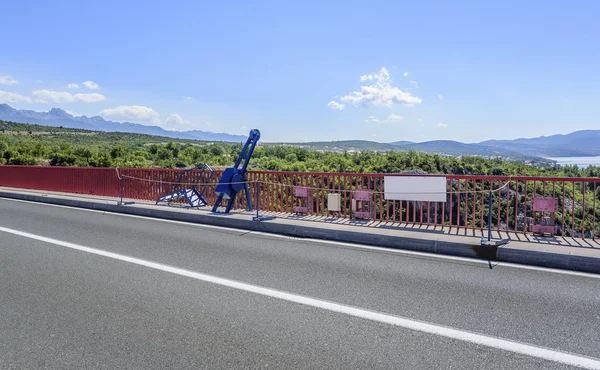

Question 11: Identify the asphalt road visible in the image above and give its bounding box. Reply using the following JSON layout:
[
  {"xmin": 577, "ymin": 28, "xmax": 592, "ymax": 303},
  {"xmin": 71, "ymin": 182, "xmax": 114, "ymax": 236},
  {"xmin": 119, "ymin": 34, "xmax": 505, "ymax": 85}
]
[{"xmin": 1, "ymin": 198, "xmax": 599, "ymax": 369}]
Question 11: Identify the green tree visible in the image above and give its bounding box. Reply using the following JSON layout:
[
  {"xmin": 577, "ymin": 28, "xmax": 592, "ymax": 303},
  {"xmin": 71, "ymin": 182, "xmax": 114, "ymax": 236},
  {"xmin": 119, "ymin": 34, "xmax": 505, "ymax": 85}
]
[{"xmin": 110, "ymin": 144, "xmax": 126, "ymax": 159}]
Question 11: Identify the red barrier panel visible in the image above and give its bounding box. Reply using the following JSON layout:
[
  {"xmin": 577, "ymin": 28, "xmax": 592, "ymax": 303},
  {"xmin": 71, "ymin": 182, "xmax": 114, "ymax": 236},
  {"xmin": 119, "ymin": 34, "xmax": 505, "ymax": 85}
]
[
  {"xmin": 0, "ymin": 165, "xmax": 120, "ymax": 196},
  {"xmin": 1, "ymin": 166, "xmax": 598, "ymax": 239}
]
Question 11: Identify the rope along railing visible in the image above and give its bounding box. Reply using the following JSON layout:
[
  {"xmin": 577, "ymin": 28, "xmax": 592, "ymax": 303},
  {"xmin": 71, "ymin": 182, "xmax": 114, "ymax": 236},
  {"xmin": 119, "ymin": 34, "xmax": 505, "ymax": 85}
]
[
  {"xmin": 115, "ymin": 168, "xmax": 512, "ymax": 195},
  {"xmin": 116, "ymin": 172, "xmax": 513, "ymax": 242},
  {"xmin": 0, "ymin": 166, "xmax": 597, "ymax": 239},
  {"xmin": 116, "ymin": 171, "xmax": 598, "ymax": 239},
  {"xmin": 115, "ymin": 170, "xmax": 524, "ymax": 233}
]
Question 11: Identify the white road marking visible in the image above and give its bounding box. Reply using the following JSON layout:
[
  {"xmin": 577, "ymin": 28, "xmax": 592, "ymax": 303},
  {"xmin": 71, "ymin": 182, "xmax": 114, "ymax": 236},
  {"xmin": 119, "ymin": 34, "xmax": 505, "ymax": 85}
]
[
  {"xmin": 1, "ymin": 225, "xmax": 600, "ymax": 369},
  {"xmin": 1, "ymin": 196, "xmax": 599, "ymax": 279}
]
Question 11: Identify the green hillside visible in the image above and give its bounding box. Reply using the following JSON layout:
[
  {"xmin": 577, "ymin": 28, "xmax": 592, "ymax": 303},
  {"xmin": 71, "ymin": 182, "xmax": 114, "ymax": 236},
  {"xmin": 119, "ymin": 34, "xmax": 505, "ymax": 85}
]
[{"xmin": 1, "ymin": 120, "xmax": 599, "ymax": 180}]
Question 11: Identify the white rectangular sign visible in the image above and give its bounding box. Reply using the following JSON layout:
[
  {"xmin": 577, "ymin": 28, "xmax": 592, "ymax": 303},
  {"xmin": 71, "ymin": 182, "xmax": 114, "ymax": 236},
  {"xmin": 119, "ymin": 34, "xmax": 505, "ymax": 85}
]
[
  {"xmin": 384, "ymin": 176, "xmax": 447, "ymax": 202},
  {"xmin": 327, "ymin": 193, "xmax": 341, "ymax": 212}
]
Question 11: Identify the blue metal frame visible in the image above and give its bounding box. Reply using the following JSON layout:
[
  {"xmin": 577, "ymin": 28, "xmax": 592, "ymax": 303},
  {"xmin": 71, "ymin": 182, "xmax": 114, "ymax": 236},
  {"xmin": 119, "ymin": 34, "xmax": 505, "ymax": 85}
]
[
  {"xmin": 212, "ymin": 129, "xmax": 261, "ymax": 213},
  {"xmin": 156, "ymin": 164, "xmax": 214, "ymax": 208}
]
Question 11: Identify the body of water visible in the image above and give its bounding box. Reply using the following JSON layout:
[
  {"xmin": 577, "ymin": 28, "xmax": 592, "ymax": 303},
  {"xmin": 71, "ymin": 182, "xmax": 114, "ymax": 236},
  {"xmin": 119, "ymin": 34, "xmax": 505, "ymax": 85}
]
[{"xmin": 547, "ymin": 156, "xmax": 600, "ymax": 168}]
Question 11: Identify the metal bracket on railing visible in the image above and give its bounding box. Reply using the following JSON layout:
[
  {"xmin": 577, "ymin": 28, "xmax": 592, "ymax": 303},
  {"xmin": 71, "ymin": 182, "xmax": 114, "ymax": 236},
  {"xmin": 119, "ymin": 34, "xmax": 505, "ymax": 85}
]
[
  {"xmin": 116, "ymin": 171, "xmax": 135, "ymax": 206},
  {"xmin": 252, "ymin": 181, "xmax": 275, "ymax": 222},
  {"xmin": 479, "ymin": 190, "xmax": 510, "ymax": 269},
  {"xmin": 480, "ymin": 191, "xmax": 509, "ymax": 247}
]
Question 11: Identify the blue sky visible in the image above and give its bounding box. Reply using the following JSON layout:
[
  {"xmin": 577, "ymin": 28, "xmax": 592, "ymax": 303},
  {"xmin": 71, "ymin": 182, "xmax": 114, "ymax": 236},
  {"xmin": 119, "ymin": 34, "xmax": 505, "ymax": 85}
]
[{"xmin": 1, "ymin": 0, "xmax": 598, "ymax": 143}]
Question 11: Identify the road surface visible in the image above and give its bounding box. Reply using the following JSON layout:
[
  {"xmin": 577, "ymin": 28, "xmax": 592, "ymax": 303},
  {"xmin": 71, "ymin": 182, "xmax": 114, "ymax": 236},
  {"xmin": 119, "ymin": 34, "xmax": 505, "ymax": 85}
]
[{"xmin": 1, "ymin": 198, "xmax": 599, "ymax": 369}]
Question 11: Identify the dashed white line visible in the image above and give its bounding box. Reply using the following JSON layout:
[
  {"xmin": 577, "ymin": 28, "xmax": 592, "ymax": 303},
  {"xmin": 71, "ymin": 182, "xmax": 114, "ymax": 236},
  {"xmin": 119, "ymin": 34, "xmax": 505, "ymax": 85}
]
[{"xmin": 1, "ymin": 225, "xmax": 600, "ymax": 369}]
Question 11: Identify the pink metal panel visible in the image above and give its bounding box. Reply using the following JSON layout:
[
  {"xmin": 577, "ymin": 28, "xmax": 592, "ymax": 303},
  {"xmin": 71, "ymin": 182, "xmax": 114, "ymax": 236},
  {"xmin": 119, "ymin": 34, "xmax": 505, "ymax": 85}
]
[
  {"xmin": 294, "ymin": 186, "xmax": 309, "ymax": 197},
  {"xmin": 532, "ymin": 197, "xmax": 557, "ymax": 212},
  {"xmin": 354, "ymin": 190, "xmax": 371, "ymax": 201},
  {"xmin": 530, "ymin": 224, "xmax": 557, "ymax": 235}
]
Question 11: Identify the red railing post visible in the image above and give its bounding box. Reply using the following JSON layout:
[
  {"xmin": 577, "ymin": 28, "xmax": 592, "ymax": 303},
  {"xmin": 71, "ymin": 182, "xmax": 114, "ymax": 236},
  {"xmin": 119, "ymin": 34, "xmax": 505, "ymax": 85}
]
[
  {"xmin": 582, "ymin": 182, "xmax": 586, "ymax": 239},
  {"xmin": 572, "ymin": 182, "xmax": 576, "ymax": 237},
  {"xmin": 449, "ymin": 179, "xmax": 453, "ymax": 231},
  {"xmin": 593, "ymin": 182, "xmax": 597, "ymax": 240},
  {"xmin": 505, "ymin": 180, "xmax": 510, "ymax": 233}
]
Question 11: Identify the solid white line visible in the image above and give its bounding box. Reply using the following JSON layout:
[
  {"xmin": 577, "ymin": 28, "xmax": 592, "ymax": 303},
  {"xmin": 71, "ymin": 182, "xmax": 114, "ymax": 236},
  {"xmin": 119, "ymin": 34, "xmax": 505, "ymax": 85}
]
[
  {"xmin": 1, "ymin": 196, "xmax": 599, "ymax": 279},
  {"xmin": 1, "ymin": 225, "xmax": 599, "ymax": 369}
]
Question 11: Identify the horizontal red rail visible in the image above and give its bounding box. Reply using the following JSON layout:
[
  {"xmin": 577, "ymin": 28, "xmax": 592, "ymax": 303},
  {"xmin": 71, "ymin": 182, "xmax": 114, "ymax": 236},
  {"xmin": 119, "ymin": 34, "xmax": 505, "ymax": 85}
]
[{"xmin": 1, "ymin": 166, "xmax": 598, "ymax": 239}]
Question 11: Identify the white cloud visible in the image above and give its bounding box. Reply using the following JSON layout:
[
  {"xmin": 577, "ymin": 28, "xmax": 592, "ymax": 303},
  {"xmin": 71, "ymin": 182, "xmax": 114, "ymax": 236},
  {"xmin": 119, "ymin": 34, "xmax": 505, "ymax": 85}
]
[
  {"xmin": 162, "ymin": 113, "xmax": 195, "ymax": 131},
  {"xmin": 32, "ymin": 90, "xmax": 76, "ymax": 103},
  {"xmin": 32, "ymin": 90, "xmax": 107, "ymax": 103},
  {"xmin": 417, "ymin": 118, "xmax": 422, "ymax": 122},
  {"xmin": 436, "ymin": 122, "xmax": 448, "ymax": 128},
  {"xmin": 438, "ymin": 94, "xmax": 444, "ymax": 100},
  {"xmin": 183, "ymin": 96, "xmax": 193, "ymax": 100},
  {"xmin": 404, "ymin": 72, "xmax": 408, "ymax": 77},
  {"xmin": 371, "ymin": 134, "xmax": 377, "ymax": 137},
  {"xmin": 67, "ymin": 83, "xmax": 79, "ymax": 89},
  {"xmin": 364, "ymin": 115, "xmax": 380, "ymax": 123},
  {"xmin": 327, "ymin": 100, "xmax": 346, "ymax": 111},
  {"xmin": 100, "ymin": 105, "xmax": 160, "ymax": 124},
  {"xmin": 164, "ymin": 113, "xmax": 189, "ymax": 125},
  {"xmin": 82, "ymin": 80, "xmax": 99, "ymax": 89},
  {"xmin": 100, "ymin": 106, "xmax": 199, "ymax": 130},
  {"xmin": 409, "ymin": 80, "xmax": 419, "ymax": 88},
  {"xmin": 364, "ymin": 113, "xmax": 403, "ymax": 124},
  {"xmin": 334, "ymin": 67, "xmax": 422, "ymax": 109},
  {"xmin": 0, "ymin": 75, "xmax": 19, "ymax": 85},
  {"xmin": 75, "ymin": 93, "xmax": 106, "ymax": 103},
  {"xmin": 0, "ymin": 90, "xmax": 32, "ymax": 103},
  {"xmin": 385, "ymin": 113, "xmax": 404, "ymax": 122}
]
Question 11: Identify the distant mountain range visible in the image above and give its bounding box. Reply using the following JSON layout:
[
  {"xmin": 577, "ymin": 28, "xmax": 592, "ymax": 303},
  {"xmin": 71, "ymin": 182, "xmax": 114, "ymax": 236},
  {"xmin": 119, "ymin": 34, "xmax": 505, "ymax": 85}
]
[
  {"xmin": 268, "ymin": 140, "xmax": 401, "ymax": 152},
  {"xmin": 285, "ymin": 133, "xmax": 600, "ymax": 159},
  {"xmin": 479, "ymin": 131, "xmax": 600, "ymax": 157},
  {"xmin": 0, "ymin": 104, "xmax": 246, "ymax": 142},
  {"xmin": 1, "ymin": 104, "xmax": 598, "ymax": 159},
  {"xmin": 276, "ymin": 140, "xmax": 548, "ymax": 162},
  {"xmin": 389, "ymin": 131, "xmax": 600, "ymax": 158}
]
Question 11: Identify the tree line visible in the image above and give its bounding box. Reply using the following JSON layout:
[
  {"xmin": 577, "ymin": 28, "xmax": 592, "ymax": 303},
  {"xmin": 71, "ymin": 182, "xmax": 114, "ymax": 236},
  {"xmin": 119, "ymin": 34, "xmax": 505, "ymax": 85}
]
[{"xmin": 1, "ymin": 122, "xmax": 600, "ymax": 179}]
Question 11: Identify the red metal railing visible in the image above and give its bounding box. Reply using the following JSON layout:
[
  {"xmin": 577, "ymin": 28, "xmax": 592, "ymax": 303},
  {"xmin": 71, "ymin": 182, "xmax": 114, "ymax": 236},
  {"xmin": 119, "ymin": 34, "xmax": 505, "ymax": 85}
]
[
  {"xmin": 1, "ymin": 166, "xmax": 598, "ymax": 239},
  {"xmin": 0, "ymin": 166, "xmax": 120, "ymax": 196}
]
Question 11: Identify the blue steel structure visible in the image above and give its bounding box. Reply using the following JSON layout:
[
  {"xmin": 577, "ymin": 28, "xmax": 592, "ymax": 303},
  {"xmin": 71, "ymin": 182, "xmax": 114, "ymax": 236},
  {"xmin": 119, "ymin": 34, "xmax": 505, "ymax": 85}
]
[
  {"xmin": 212, "ymin": 129, "xmax": 260, "ymax": 213},
  {"xmin": 156, "ymin": 164, "xmax": 214, "ymax": 208}
]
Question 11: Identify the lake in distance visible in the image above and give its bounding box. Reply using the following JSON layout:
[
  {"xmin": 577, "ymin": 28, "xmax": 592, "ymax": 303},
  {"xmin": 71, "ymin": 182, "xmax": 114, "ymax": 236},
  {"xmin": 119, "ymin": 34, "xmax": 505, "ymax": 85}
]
[{"xmin": 547, "ymin": 156, "xmax": 600, "ymax": 168}]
